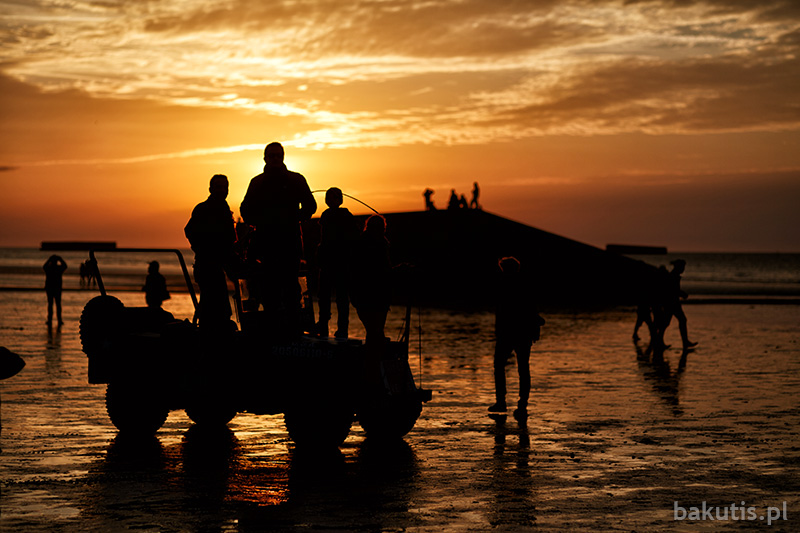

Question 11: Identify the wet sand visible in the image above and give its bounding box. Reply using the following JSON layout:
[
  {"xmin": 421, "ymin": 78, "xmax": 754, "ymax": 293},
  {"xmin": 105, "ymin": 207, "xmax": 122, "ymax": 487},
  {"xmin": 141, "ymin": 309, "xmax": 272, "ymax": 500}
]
[{"xmin": 1, "ymin": 290, "xmax": 798, "ymax": 531}]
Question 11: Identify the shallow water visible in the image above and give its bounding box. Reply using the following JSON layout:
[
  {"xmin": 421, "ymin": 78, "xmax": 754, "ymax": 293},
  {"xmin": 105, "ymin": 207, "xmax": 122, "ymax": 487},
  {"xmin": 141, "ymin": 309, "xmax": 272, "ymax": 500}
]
[{"xmin": 1, "ymin": 291, "xmax": 799, "ymax": 531}]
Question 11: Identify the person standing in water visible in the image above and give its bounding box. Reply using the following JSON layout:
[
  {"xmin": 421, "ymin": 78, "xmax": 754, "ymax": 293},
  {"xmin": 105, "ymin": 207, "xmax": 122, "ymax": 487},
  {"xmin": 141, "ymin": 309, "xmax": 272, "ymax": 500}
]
[
  {"xmin": 142, "ymin": 261, "xmax": 170, "ymax": 309},
  {"xmin": 43, "ymin": 254, "xmax": 67, "ymax": 326},
  {"xmin": 489, "ymin": 256, "xmax": 544, "ymax": 421}
]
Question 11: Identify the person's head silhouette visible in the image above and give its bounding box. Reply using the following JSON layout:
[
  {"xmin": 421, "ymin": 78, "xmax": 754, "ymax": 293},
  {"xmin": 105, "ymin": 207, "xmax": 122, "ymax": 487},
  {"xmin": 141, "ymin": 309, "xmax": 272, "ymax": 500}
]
[
  {"xmin": 209, "ymin": 174, "xmax": 229, "ymax": 200},
  {"xmin": 325, "ymin": 187, "xmax": 343, "ymax": 208},
  {"xmin": 364, "ymin": 214, "xmax": 386, "ymax": 237},
  {"xmin": 498, "ymin": 256, "xmax": 520, "ymax": 274},
  {"xmin": 264, "ymin": 142, "xmax": 285, "ymax": 167}
]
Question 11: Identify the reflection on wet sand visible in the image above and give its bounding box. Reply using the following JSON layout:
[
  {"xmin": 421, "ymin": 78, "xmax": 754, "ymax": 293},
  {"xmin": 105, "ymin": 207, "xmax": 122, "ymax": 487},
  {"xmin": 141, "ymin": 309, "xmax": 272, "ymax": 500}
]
[
  {"xmin": 488, "ymin": 416, "xmax": 536, "ymax": 528},
  {"xmin": 635, "ymin": 341, "xmax": 690, "ymax": 417},
  {"xmin": 82, "ymin": 426, "xmax": 422, "ymax": 532}
]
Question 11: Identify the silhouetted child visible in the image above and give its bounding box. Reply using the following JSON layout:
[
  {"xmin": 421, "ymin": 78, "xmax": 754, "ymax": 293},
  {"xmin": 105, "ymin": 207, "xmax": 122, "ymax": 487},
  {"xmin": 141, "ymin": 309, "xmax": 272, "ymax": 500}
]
[
  {"xmin": 351, "ymin": 215, "xmax": 392, "ymax": 344},
  {"xmin": 490, "ymin": 257, "xmax": 544, "ymax": 421},
  {"xmin": 43, "ymin": 254, "xmax": 67, "ymax": 325},
  {"xmin": 143, "ymin": 261, "xmax": 170, "ymax": 309},
  {"xmin": 316, "ymin": 187, "xmax": 358, "ymax": 338}
]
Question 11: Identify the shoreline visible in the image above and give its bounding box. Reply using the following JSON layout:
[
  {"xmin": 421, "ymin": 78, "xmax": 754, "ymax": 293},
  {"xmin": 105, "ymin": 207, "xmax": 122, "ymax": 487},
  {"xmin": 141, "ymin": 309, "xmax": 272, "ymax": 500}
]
[{"xmin": 3, "ymin": 286, "xmax": 800, "ymax": 305}]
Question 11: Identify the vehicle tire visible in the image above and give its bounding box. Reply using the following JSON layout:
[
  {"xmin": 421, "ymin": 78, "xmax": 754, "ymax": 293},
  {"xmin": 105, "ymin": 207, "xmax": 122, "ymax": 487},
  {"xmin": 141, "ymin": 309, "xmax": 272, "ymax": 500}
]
[
  {"xmin": 185, "ymin": 403, "xmax": 237, "ymax": 427},
  {"xmin": 284, "ymin": 404, "xmax": 353, "ymax": 449},
  {"xmin": 358, "ymin": 395, "xmax": 422, "ymax": 441},
  {"xmin": 105, "ymin": 383, "xmax": 169, "ymax": 435}
]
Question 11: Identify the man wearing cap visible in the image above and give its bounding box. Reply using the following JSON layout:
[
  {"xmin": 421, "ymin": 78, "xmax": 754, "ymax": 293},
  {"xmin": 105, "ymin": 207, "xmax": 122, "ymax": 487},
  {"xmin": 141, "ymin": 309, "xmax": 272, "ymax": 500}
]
[{"xmin": 240, "ymin": 142, "xmax": 316, "ymax": 326}]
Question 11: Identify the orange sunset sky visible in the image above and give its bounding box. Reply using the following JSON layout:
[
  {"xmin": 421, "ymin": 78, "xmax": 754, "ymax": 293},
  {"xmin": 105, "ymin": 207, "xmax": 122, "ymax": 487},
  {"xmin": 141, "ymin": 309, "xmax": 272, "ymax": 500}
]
[{"xmin": 1, "ymin": 0, "xmax": 799, "ymax": 251}]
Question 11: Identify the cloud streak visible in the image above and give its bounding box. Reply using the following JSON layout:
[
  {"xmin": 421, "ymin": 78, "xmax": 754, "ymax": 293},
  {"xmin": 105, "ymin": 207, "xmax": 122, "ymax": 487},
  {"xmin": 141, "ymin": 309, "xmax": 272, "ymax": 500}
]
[{"xmin": 2, "ymin": 0, "xmax": 799, "ymax": 149}]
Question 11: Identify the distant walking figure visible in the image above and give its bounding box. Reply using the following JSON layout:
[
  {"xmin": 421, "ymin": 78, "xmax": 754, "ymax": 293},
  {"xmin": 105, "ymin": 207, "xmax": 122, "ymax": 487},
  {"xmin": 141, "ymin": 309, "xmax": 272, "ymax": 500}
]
[
  {"xmin": 43, "ymin": 254, "xmax": 67, "ymax": 325},
  {"xmin": 470, "ymin": 182, "xmax": 481, "ymax": 209},
  {"xmin": 316, "ymin": 187, "xmax": 358, "ymax": 338},
  {"xmin": 661, "ymin": 259, "xmax": 697, "ymax": 350},
  {"xmin": 240, "ymin": 142, "xmax": 316, "ymax": 331},
  {"xmin": 490, "ymin": 257, "xmax": 544, "ymax": 421},
  {"xmin": 448, "ymin": 189, "xmax": 460, "ymax": 210},
  {"xmin": 185, "ymin": 174, "xmax": 237, "ymax": 331},
  {"xmin": 423, "ymin": 188, "xmax": 436, "ymax": 211},
  {"xmin": 142, "ymin": 261, "xmax": 170, "ymax": 309}
]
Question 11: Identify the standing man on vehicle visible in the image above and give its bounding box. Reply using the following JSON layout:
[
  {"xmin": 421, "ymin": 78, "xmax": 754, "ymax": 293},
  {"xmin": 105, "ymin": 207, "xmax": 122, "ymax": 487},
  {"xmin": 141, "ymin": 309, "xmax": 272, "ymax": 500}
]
[
  {"xmin": 185, "ymin": 174, "xmax": 237, "ymax": 331},
  {"xmin": 240, "ymin": 142, "xmax": 316, "ymax": 329}
]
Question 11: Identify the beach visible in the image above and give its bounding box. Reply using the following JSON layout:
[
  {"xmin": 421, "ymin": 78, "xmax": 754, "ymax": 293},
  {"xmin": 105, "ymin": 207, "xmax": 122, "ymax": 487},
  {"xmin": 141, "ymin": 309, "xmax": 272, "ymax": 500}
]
[{"xmin": 1, "ymin": 284, "xmax": 798, "ymax": 531}]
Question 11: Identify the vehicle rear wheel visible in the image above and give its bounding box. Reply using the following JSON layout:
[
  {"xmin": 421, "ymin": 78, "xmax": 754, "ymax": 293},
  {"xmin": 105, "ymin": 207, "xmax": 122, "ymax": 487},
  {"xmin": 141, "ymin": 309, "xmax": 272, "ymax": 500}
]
[
  {"xmin": 105, "ymin": 383, "xmax": 169, "ymax": 435},
  {"xmin": 284, "ymin": 404, "xmax": 353, "ymax": 449}
]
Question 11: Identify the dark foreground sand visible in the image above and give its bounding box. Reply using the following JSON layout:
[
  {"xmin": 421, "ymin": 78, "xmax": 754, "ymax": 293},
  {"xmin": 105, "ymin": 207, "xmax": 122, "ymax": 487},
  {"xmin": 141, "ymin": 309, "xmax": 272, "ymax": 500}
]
[{"xmin": 1, "ymin": 291, "xmax": 798, "ymax": 531}]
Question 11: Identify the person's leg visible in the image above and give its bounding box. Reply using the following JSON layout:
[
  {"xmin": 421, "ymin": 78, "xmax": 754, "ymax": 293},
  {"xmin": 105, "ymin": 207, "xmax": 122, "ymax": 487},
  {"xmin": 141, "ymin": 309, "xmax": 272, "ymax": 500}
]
[
  {"xmin": 515, "ymin": 341, "xmax": 532, "ymax": 418},
  {"xmin": 316, "ymin": 268, "xmax": 332, "ymax": 336},
  {"xmin": 491, "ymin": 338, "xmax": 510, "ymax": 411},
  {"xmin": 333, "ymin": 268, "xmax": 350, "ymax": 338},
  {"xmin": 54, "ymin": 291, "xmax": 63, "ymax": 325},
  {"xmin": 674, "ymin": 305, "xmax": 695, "ymax": 347},
  {"xmin": 46, "ymin": 292, "xmax": 54, "ymax": 324}
]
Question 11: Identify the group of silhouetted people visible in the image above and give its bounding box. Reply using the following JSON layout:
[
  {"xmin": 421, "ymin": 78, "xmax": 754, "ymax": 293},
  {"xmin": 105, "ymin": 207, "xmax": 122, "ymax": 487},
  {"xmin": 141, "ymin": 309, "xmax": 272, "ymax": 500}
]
[
  {"xmin": 423, "ymin": 182, "xmax": 480, "ymax": 211},
  {"xmin": 182, "ymin": 142, "xmax": 398, "ymax": 343},
  {"xmin": 633, "ymin": 259, "xmax": 697, "ymax": 351}
]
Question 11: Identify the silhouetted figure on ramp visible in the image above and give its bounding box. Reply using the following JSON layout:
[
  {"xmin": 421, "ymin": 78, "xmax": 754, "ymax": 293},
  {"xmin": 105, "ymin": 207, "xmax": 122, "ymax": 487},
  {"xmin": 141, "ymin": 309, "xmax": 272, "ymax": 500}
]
[
  {"xmin": 489, "ymin": 257, "xmax": 544, "ymax": 421},
  {"xmin": 185, "ymin": 174, "xmax": 237, "ymax": 331},
  {"xmin": 423, "ymin": 188, "xmax": 436, "ymax": 211},
  {"xmin": 470, "ymin": 181, "xmax": 481, "ymax": 209},
  {"xmin": 142, "ymin": 261, "xmax": 170, "ymax": 309},
  {"xmin": 448, "ymin": 189, "xmax": 460, "ymax": 210},
  {"xmin": 43, "ymin": 254, "xmax": 67, "ymax": 326},
  {"xmin": 240, "ymin": 142, "xmax": 316, "ymax": 333},
  {"xmin": 316, "ymin": 187, "xmax": 358, "ymax": 338}
]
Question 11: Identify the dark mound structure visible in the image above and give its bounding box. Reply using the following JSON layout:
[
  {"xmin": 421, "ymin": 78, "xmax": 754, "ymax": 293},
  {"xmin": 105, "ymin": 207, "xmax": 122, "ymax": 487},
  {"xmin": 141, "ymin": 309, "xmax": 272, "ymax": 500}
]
[{"xmin": 303, "ymin": 209, "xmax": 654, "ymax": 310}]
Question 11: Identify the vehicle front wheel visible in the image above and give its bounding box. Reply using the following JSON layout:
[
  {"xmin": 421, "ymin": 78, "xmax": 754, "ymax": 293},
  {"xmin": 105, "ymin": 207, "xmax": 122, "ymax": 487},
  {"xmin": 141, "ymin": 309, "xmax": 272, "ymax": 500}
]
[{"xmin": 105, "ymin": 383, "xmax": 169, "ymax": 435}]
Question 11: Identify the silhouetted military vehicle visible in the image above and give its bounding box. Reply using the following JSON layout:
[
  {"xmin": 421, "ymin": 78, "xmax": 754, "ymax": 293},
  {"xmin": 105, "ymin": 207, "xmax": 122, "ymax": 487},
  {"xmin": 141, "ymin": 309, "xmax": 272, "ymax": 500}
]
[{"xmin": 75, "ymin": 247, "xmax": 430, "ymax": 448}]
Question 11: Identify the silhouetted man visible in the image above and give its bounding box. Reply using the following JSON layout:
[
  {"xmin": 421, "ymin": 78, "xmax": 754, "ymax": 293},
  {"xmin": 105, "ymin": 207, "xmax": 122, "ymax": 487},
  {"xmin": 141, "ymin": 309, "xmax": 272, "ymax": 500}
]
[
  {"xmin": 240, "ymin": 142, "xmax": 316, "ymax": 327},
  {"xmin": 489, "ymin": 257, "xmax": 544, "ymax": 421},
  {"xmin": 43, "ymin": 254, "xmax": 67, "ymax": 325},
  {"xmin": 316, "ymin": 187, "xmax": 358, "ymax": 338},
  {"xmin": 423, "ymin": 188, "xmax": 436, "ymax": 210},
  {"xmin": 185, "ymin": 174, "xmax": 237, "ymax": 331},
  {"xmin": 661, "ymin": 259, "xmax": 697, "ymax": 350},
  {"xmin": 470, "ymin": 182, "xmax": 480, "ymax": 209}
]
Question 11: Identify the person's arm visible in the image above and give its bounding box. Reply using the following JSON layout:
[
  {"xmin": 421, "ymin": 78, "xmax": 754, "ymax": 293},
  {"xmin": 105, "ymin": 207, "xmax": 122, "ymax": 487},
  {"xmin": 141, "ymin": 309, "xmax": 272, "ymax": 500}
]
[{"xmin": 297, "ymin": 176, "xmax": 317, "ymax": 222}]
